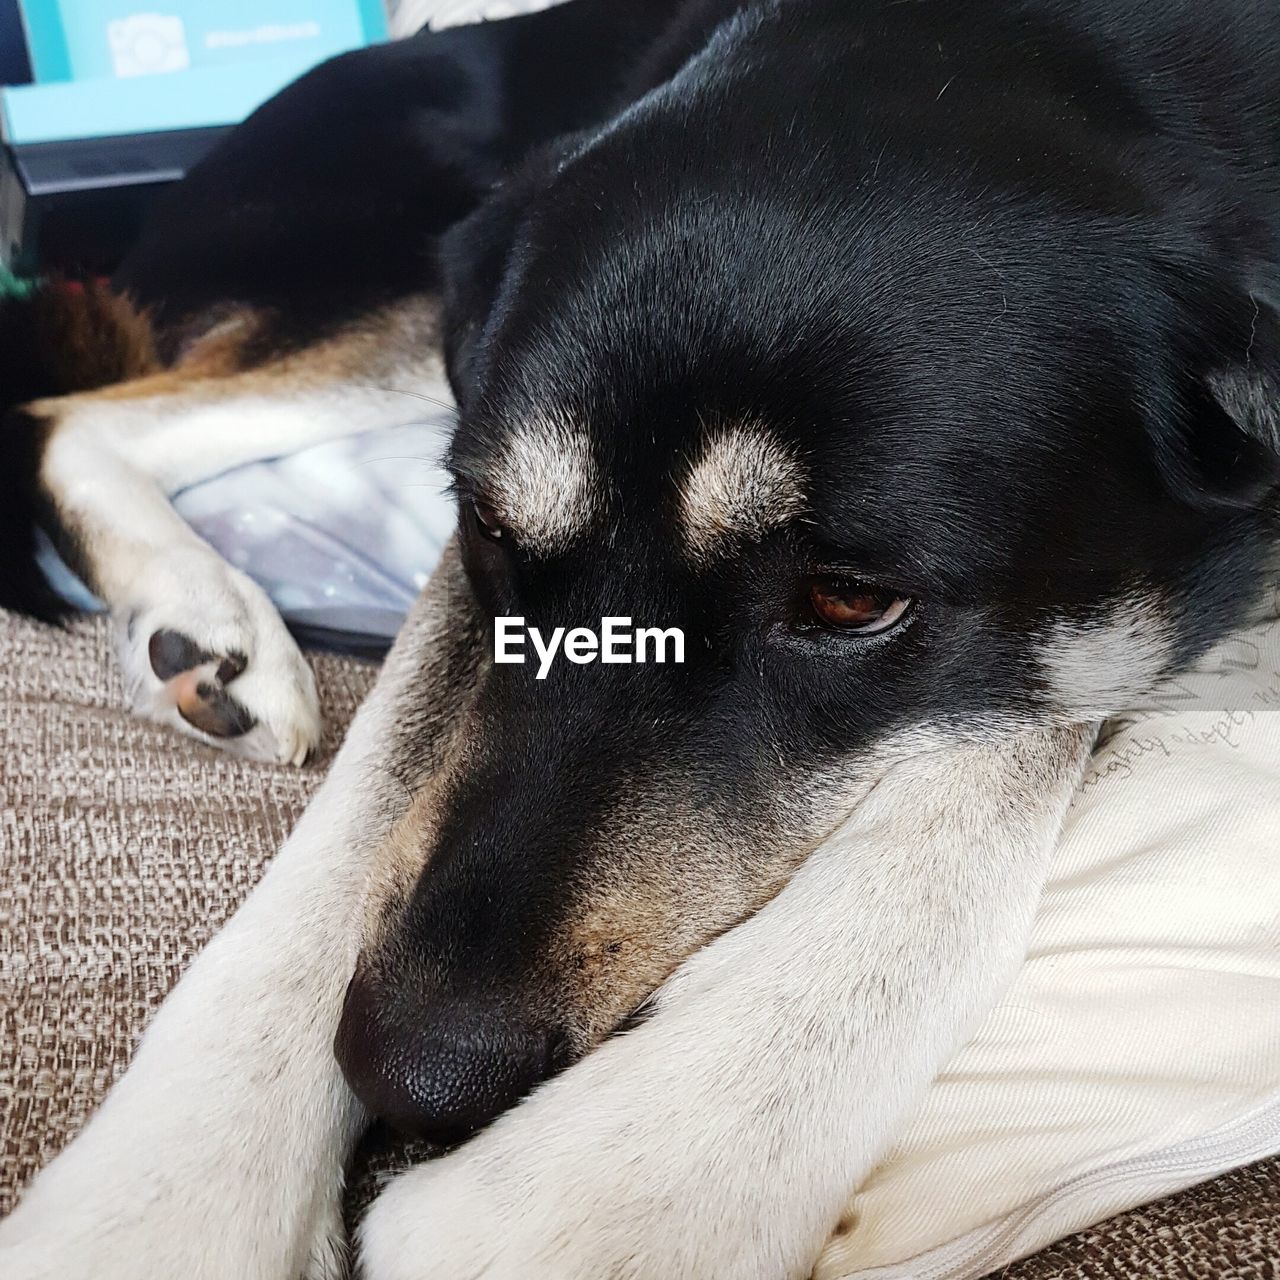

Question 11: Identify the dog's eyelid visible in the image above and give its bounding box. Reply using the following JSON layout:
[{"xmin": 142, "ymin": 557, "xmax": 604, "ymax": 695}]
[
  {"xmin": 451, "ymin": 481, "xmax": 486, "ymax": 512},
  {"xmin": 447, "ymin": 475, "xmax": 507, "ymax": 527},
  {"xmin": 809, "ymin": 562, "xmax": 900, "ymax": 592},
  {"xmin": 806, "ymin": 550, "xmax": 934, "ymax": 599},
  {"xmin": 448, "ymin": 475, "xmax": 514, "ymax": 547}
]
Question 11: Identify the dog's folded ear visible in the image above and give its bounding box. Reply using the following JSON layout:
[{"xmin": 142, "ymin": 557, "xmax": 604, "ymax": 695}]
[
  {"xmin": 439, "ymin": 140, "xmax": 582, "ymax": 405},
  {"xmin": 1204, "ymin": 289, "xmax": 1280, "ymax": 455},
  {"xmin": 1164, "ymin": 276, "xmax": 1280, "ymax": 509},
  {"xmin": 439, "ymin": 191, "xmax": 525, "ymax": 398}
]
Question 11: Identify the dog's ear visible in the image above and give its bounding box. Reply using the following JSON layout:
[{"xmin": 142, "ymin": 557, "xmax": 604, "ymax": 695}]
[
  {"xmin": 1204, "ymin": 289, "xmax": 1280, "ymax": 461},
  {"xmin": 1168, "ymin": 281, "xmax": 1280, "ymax": 508},
  {"xmin": 438, "ymin": 182, "xmax": 528, "ymax": 399}
]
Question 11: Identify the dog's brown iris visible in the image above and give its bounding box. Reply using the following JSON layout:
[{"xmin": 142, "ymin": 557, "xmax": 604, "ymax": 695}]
[{"xmin": 808, "ymin": 580, "xmax": 911, "ymax": 634}]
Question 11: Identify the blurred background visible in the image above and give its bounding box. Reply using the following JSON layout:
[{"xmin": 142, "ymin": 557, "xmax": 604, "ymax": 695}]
[
  {"xmin": 0, "ymin": 0, "xmax": 388, "ymax": 272},
  {"xmin": 0, "ymin": 0, "xmax": 560, "ymax": 274},
  {"xmin": 2, "ymin": 0, "xmax": 558, "ymax": 647}
]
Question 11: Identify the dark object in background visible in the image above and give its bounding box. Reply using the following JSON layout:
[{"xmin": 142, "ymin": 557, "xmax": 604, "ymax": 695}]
[
  {"xmin": 1, "ymin": 0, "xmax": 223, "ymax": 278},
  {"xmin": 1, "ymin": 0, "xmax": 226, "ymax": 276},
  {"xmin": 1, "ymin": 127, "xmax": 227, "ymax": 274},
  {"xmin": 0, "ymin": 0, "xmax": 32, "ymax": 86},
  {"xmin": 0, "ymin": 0, "xmax": 385, "ymax": 274}
]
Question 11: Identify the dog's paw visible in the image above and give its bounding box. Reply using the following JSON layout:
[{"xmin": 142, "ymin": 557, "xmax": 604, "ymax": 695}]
[
  {"xmin": 302, "ymin": 1191, "xmax": 350, "ymax": 1280},
  {"xmin": 0, "ymin": 1153, "xmax": 347, "ymax": 1280},
  {"xmin": 0, "ymin": 1214, "xmax": 346, "ymax": 1280},
  {"xmin": 116, "ymin": 548, "xmax": 320, "ymax": 765},
  {"xmin": 358, "ymin": 1145, "xmax": 732, "ymax": 1280},
  {"xmin": 358, "ymin": 1162, "xmax": 509, "ymax": 1280},
  {"xmin": 356, "ymin": 1072, "xmax": 753, "ymax": 1280}
]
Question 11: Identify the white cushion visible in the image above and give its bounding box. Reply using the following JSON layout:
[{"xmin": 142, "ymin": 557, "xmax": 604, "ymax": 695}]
[{"xmin": 820, "ymin": 603, "xmax": 1280, "ymax": 1277}]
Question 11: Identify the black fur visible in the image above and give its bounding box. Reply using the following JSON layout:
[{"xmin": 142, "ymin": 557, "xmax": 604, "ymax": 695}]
[
  {"xmin": 0, "ymin": 291, "xmax": 95, "ymax": 621},
  {"xmin": 0, "ymin": 344, "xmax": 63, "ymax": 619},
  {"xmin": 114, "ymin": 0, "xmax": 692, "ymax": 344}
]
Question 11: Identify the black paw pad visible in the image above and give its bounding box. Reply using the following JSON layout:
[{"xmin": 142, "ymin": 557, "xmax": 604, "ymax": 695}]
[
  {"xmin": 148, "ymin": 629, "xmax": 214, "ymax": 680},
  {"xmin": 180, "ymin": 680, "xmax": 256, "ymax": 738},
  {"xmin": 147, "ymin": 628, "xmax": 255, "ymax": 739}
]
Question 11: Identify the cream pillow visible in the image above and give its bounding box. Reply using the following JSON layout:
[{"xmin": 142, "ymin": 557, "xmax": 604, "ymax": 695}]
[{"xmin": 820, "ymin": 601, "xmax": 1280, "ymax": 1277}]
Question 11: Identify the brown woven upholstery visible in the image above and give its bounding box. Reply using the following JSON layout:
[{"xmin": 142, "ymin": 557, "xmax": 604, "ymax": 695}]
[
  {"xmin": 993, "ymin": 1159, "xmax": 1280, "ymax": 1279},
  {"xmin": 2, "ymin": 609, "xmax": 1277, "ymax": 1276},
  {"xmin": 0, "ymin": 611, "xmax": 376, "ymax": 1211}
]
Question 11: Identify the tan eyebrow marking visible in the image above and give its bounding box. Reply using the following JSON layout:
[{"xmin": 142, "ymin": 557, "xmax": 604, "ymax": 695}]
[
  {"xmin": 487, "ymin": 419, "xmax": 601, "ymax": 552},
  {"xmin": 678, "ymin": 425, "xmax": 806, "ymax": 558}
]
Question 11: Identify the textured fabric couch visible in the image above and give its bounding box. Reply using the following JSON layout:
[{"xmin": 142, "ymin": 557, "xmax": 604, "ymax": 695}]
[{"xmin": 2, "ymin": 610, "xmax": 1277, "ymax": 1277}]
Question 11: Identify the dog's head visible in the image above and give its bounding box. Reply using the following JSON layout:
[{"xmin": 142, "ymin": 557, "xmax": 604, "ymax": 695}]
[{"xmin": 336, "ymin": 58, "xmax": 1280, "ymax": 1140}]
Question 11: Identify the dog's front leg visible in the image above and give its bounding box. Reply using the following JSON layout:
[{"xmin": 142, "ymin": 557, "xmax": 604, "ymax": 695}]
[
  {"xmin": 360, "ymin": 724, "xmax": 1094, "ymax": 1280},
  {"xmin": 0, "ymin": 545, "xmax": 482, "ymax": 1280}
]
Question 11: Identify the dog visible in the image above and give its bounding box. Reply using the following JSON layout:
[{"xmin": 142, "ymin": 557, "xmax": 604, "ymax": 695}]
[{"xmin": 1, "ymin": 0, "xmax": 1277, "ymax": 1275}]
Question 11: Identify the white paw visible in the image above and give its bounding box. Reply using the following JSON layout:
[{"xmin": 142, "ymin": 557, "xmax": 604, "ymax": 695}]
[
  {"xmin": 359, "ymin": 1162, "xmax": 509, "ymax": 1280},
  {"xmin": 116, "ymin": 547, "xmax": 321, "ymax": 765},
  {"xmin": 358, "ymin": 1137, "xmax": 754, "ymax": 1280},
  {"xmin": 302, "ymin": 1192, "xmax": 349, "ymax": 1280},
  {"xmin": 0, "ymin": 1147, "xmax": 347, "ymax": 1280},
  {"xmin": 0, "ymin": 1209, "xmax": 345, "ymax": 1280},
  {"xmin": 356, "ymin": 1060, "xmax": 759, "ymax": 1280}
]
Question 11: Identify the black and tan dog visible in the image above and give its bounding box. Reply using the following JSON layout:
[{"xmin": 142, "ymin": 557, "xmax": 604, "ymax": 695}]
[{"xmin": 1, "ymin": 1, "xmax": 1277, "ymax": 1276}]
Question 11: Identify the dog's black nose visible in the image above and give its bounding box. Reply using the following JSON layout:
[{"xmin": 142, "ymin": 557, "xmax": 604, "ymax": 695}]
[{"xmin": 334, "ymin": 972, "xmax": 558, "ymax": 1141}]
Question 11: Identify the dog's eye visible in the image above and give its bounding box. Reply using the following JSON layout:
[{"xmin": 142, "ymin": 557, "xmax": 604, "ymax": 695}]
[
  {"xmin": 472, "ymin": 500, "xmax": 506, "ymax": 542},
  {"xmin": 807, "ymin": 579, "xmax": 912, "ymax": 634}
]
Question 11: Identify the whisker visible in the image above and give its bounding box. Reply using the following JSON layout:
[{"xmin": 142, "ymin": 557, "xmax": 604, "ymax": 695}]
[
  {"xmin": 355, "ymin": 455, "xmax": 448, "ymax": 467},
  {"xmin": 351, "ymin": 383, "xmax": 458, "ymax": 415}
]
